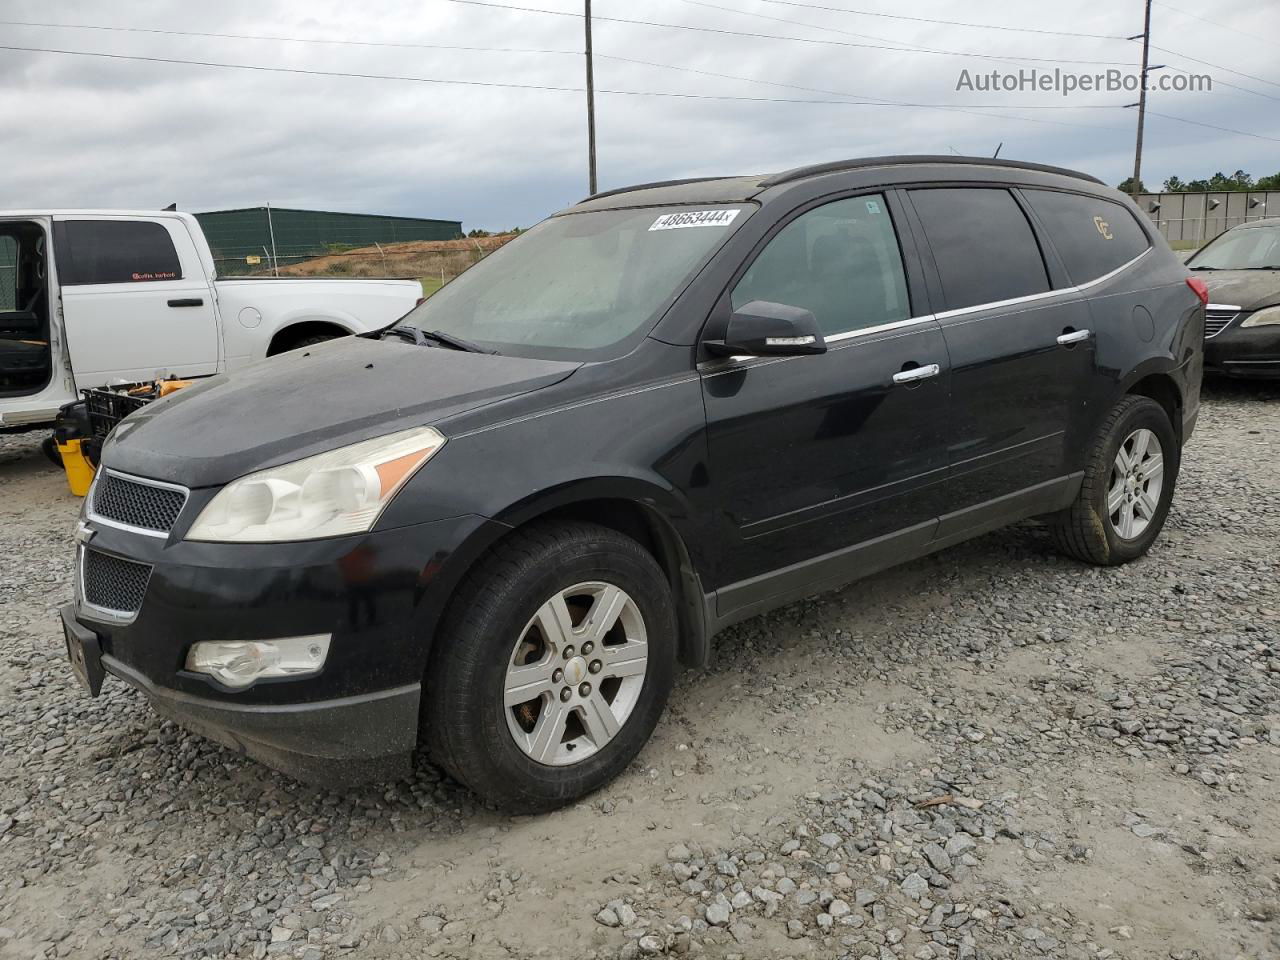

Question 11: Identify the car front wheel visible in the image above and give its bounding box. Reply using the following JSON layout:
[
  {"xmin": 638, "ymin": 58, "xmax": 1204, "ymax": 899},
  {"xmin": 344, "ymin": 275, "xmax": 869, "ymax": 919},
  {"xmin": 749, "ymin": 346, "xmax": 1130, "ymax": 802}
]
[{"xmin": 423, "ymin": 522, "xmax": 676, "ymax": 811}]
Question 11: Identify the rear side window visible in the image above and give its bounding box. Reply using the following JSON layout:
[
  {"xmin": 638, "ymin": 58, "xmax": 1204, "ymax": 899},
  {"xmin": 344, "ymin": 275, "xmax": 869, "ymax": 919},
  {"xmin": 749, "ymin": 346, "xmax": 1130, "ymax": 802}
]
[
  {"xmin": 54, "ymin": 220, "xmax": 182, "ymax": 285},
  {"xmin": 0, "ymin": 236, "xmax": 16, "ymax": 309},
  {"xmin": 732, "ymin": 194, "xmax": 911, "ymax": 336},
  {"xmin": 909, "ymin": 188, "xmax": 1050, "ymax": 311},
  {"xmin": 1022, "ymin": 189, "xmax": 1151, "ymax": 284}
]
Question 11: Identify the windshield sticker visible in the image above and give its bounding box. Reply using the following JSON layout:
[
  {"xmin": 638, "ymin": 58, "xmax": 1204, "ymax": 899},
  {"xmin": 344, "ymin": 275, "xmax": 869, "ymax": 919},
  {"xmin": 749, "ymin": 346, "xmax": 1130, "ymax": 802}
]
[
  {"xmin": 649, "ymin": 209, "xmax": 742, "ymax": 232},
  {"xmin": 865, "ymin": 199, "xmax": 882, "ymax": 215}
]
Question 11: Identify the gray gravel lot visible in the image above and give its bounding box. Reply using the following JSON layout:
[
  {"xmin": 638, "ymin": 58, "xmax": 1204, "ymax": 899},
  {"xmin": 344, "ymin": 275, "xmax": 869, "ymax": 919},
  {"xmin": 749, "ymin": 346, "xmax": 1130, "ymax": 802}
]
[{"xmin": 1, "ymin": 380, "xmax": 1278, "ymax": 960}]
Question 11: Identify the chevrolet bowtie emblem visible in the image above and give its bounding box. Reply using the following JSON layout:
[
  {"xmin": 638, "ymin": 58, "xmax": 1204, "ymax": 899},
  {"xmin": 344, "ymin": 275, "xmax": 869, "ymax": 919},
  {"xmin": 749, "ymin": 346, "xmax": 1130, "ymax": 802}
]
[{"xmin": 74, "ymin": 522, "xmax": 95, "ymax": 545}]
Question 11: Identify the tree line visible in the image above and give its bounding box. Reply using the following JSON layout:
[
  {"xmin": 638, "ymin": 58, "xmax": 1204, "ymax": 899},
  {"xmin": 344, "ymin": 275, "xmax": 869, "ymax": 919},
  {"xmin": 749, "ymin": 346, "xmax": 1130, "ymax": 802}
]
[{"xmin": 1118, "ymin": 170, "xmax": 1280, "ymax": 194}]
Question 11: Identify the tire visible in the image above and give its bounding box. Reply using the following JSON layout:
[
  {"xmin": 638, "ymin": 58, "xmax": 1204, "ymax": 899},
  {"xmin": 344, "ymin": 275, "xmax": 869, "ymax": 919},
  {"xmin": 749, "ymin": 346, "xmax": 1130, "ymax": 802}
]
[
  {"xmin": 1048, "ymin": 395, "xmax": 1180, "ymax": 566},
  {"xmin": 278, "ymin": 334, "xmax": 338, "ymax": 354},
  {"xmin": 423, "ymin": 522, "xmax": 677, "ymax": 811},
  {"xmin": 41, "ymin": 436, "xmax": 62, "ymax": 467}
]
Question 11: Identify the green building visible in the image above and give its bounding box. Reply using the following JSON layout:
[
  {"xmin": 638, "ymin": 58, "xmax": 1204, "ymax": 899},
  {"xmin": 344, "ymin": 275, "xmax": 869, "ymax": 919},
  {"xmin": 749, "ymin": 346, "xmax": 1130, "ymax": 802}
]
[{"xmin": 194, "ymin": 206, "xmax": 463, "ymax": 274}]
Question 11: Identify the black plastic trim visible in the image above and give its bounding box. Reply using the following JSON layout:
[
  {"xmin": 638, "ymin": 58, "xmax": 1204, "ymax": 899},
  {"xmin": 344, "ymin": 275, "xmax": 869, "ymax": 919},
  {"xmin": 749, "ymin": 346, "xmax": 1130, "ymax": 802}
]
[{"xmin": 759, "ymin": 155, "xmax": 1105, "ymax": 189}]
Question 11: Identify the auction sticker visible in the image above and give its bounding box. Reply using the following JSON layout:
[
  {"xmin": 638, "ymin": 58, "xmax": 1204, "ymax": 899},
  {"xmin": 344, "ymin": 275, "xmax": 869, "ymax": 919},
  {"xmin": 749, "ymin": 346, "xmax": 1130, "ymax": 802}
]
[{"xmin": 649, "ymin": 209, "xmax": 741, "ymax": 231}]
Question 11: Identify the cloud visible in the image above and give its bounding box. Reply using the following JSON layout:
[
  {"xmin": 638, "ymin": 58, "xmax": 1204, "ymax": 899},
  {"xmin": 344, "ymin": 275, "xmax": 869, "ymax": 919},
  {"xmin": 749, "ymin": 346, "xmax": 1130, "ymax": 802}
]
[{"xmin": 0, "ymin": 0, "xmax": 1275, "ymax": 229}]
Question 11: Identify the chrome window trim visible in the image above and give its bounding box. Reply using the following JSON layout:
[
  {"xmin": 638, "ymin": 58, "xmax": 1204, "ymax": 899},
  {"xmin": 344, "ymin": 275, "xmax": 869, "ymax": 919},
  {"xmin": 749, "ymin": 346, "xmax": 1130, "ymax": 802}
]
[
  {"xmin": 825, "ymin": 313, "xmax": 938, "ymax": 343},
  {"xmin": 934, "ymin": 286, "xmax": 1073, "ymax": 321},
  {"xmin": 696, "ymin": 243, "xmax": 1153, "ymax": 372},
  {"xmin": 932, "ymin": 247, "xmax": 1152, "ymax": 321},
  {"xmin": 1071, "ymin": 247, "xmax": 1152, "ymax": 291},
  {"xmin": 86, "ymin": 467, "xmax": 190, "ymax": 539},
  {"xmin": 76, "ymin": 545, "xmax": 148, "ymax": 625}
]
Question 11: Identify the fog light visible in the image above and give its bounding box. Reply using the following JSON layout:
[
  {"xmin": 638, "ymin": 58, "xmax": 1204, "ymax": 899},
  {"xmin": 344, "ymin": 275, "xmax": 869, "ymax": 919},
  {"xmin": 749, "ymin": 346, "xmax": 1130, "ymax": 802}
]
[{"xmin": 185, "ymin": 635, "xmax": 331, "ymax": 689}]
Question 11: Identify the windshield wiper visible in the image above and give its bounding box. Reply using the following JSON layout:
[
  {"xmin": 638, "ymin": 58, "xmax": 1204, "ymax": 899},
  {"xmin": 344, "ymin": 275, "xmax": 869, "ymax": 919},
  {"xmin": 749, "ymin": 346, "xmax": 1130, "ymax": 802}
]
[
  {"xmin": 378, "ymin": 324, "xmax": 492, "ymax": 353},
  {"xmin": 1242, "ymin": 265, "xmax": 1280, "ymax": 270},
  {"xmin": 419, "ymin": 330, "xmax": 494, "ymax": 354},
  {"xmin": 380, "ymin": 324, "xmax": 427, "ymax": 344},
  {"xmin": 1189, "ymin": 265, "xmax": 1220, "ymax": 270}
]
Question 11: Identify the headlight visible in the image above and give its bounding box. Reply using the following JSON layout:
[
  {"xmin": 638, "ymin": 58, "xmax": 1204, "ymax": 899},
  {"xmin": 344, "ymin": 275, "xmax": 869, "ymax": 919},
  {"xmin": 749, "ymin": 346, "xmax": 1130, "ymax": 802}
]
[
  {"xmin": 187, "ymin": 426, "xmax": 444, "ymax": 542},
  {"xmin": 1241, "ymin": 306, "xmax": 1280, "ymax": 328},
  {"xmin": 186, "ymin": 635, "xmax": 330, "ymax": 688}
]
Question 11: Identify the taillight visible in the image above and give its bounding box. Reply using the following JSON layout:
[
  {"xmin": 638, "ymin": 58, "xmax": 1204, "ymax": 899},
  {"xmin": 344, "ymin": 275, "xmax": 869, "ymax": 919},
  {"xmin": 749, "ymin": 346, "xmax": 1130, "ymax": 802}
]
[
  {"xmin": 415, "ymin": 297, "xmax": 427, "ymax": 307},
  {"xmin": 1186, "ymin": 276, "xmax": 1209, "ymax": 306}
]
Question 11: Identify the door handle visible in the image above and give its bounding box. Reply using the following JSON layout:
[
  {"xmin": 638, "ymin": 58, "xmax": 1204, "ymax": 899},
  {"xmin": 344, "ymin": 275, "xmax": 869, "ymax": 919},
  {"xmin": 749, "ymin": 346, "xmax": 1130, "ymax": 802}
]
[
  {"xmin": 1057, "ymin": 328, "xmax": 1091, "ymax": 346},
  {"xmin": 167, "ymin": 298, "xmax": 204, "ymax": 308},
  {"xmin": 892, "ymin": 362, "xmax": 941, "ymax": 385}
]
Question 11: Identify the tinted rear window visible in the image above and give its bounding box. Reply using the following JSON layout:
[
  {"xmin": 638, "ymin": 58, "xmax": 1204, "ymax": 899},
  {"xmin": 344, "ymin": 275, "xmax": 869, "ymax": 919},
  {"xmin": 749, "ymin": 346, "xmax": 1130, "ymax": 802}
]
[
  {"xmin": 909, "ymin": 188, "xmax": 1050, "ymax": 311},
  {"xmin": 0, "ymin": 236, "xmax": 16, "ymax": 310},
  {"xmin": 1023, "ymin": 190, "xmax": 1150, "ymax": 284},
  {"xmin": 54, "ymin": 220, "xmax": 183, "ymax": 285}
]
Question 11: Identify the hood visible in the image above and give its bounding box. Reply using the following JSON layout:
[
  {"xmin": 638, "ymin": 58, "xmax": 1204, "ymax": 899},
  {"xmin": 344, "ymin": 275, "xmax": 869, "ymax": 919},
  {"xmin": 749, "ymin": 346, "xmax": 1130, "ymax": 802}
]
[
  {"xmin": 1199, "ymin": 270, "xmax": 1280, "ymax": 311},
  {"xmin": 102, "ymin": 336, "xmax": 579, "ymax": 487}
]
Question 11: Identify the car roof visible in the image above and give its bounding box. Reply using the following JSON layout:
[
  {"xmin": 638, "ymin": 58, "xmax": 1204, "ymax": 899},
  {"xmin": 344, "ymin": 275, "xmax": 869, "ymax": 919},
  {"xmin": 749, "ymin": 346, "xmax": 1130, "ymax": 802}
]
[
  {"xmin": 1228, "ymin": 216, "xmax": 1280, "ymax": 230},
  {"xmin": 0, "ymin": 209, "xmax": 199, "ymax": 223},
  {"xmin": 567, "ymin": 155, "xmax": 1105, "ymax": 213}
]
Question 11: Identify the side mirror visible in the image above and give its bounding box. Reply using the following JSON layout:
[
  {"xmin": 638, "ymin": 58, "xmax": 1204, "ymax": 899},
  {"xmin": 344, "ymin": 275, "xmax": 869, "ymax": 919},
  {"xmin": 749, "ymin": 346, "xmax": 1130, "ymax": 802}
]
[{"xmin": 704, "ymin": 301, "xmax": 827, "ymax": 357}]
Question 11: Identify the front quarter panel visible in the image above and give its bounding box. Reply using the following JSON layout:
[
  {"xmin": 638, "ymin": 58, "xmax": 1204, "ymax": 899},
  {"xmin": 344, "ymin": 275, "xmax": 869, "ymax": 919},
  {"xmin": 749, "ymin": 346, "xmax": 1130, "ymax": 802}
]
[{"xmin": 377, "ymin": 354, "xmax": 712, "ymax": 574}]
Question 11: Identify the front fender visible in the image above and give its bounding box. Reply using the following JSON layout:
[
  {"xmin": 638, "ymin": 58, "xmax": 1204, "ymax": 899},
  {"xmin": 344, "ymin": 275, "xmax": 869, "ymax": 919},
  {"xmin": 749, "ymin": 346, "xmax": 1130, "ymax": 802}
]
[{"xmin": 492, "ymin": 474, "xmax": 693, "ymax": 529}]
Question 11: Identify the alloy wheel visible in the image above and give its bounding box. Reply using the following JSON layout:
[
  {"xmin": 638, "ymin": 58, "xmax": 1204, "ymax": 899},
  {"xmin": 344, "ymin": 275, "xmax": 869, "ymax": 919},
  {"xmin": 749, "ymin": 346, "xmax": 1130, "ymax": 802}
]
[
  {"xmin": 503, "ymin": 582, "xmax": 648, "ymax": 766},
  {"xmin": 1107, "ymin": 427, "xmax": 1165, "ymax": 540}
]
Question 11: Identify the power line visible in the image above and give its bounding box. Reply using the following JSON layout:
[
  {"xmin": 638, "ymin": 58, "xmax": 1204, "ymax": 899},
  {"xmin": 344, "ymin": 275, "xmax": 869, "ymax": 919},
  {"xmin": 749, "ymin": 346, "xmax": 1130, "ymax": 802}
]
[
  {"xmin": 682, "ymin": 0, "xmax": 1280, "ymax": 106},
  {"xmin": 1144, "ymin": 109, "xmax": 1280, "ymax": 143},
  {"xmin": 1158, "ymin": 64, "xmax": 1280, "ymax": 104},
  {"xmin": 16, "ymin": 14, "xmax": 1274, "ymax": 107},
  {"xmin": 1147, "ymin": 42, "xmax": 1280, "ymax": 92},
  {"xmin": 0, "ymin": 19, "xmax": 577, "ymax": 57},
  {"xmin": 677, "ymin": 0, "xmax": 1025, "ymax": 69},
  {"xmin": 1152, "ymin": 0, "xmax": 1268, "ymax": 44},
  {"xmin": 0, "ymin": 42, "xmax": 1125, "ymax": 113},
  {"xmin": 603, "ymin": 53, "xmax": 1123, "ymax": 130},
  {"xmin": 0, "ymin": 18, "xmax": 1122, "ymax": 114},
  {"xmin": 439, "ymin": 0, "xmax": 1140, "ymax": 68},
  {"xmin": 676, "ymin": 0, "xmax": 933, "ymax": 54},
  {"xmin": 752, "ymin": 0, "xmax": 1127, "ymax": 41}
]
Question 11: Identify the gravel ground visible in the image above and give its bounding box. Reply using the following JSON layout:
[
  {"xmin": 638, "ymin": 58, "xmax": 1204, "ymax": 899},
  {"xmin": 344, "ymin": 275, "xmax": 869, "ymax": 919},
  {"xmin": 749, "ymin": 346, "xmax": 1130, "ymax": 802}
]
[{"xmin": 1, "ymin": 380, "xmax": 1278, "ymax": 960}]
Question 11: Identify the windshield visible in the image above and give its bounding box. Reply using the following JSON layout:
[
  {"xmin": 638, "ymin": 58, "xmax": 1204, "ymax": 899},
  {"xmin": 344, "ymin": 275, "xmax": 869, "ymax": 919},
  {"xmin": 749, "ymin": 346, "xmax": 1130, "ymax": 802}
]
[
  {"xmin": 1189, "ymin": 225, "xmax": 1280, "ymax": 270},
  {"xmin": 397, "ymin": 205, "xmax": 750, "ymax": 359}
]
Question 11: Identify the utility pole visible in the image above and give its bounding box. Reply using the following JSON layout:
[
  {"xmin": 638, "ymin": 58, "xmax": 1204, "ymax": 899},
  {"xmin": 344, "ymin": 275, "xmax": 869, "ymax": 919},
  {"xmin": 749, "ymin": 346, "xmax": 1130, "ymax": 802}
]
[
  {"xmin": 1128, "ymin": 0, "xmax": 1153, "ymax": 197},
  {"xmin": 585, "ymin": 0, "xmax": 598, "ymax": 196}
]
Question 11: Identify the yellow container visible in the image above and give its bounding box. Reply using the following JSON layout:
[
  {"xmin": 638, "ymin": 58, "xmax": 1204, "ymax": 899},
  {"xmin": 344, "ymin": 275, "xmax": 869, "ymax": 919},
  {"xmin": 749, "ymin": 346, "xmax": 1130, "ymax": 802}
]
[{"xmin": 57, "ymin": 438, "xmax": 96, "ymax": 497}]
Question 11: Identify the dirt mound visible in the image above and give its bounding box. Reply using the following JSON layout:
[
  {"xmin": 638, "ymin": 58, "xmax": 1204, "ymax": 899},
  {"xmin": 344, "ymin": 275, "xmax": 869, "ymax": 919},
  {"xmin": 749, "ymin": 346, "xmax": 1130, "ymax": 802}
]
[{"xmin": 279, "ymin": 234, "xmax": 517, "ymax": 278}]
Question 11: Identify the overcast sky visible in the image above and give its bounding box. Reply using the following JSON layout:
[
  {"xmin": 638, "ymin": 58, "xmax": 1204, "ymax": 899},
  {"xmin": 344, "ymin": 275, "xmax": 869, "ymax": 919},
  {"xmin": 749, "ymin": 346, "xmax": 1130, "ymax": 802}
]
[{"xmin": 1, "ymin": 0, "xmax": 1275, "ymax": 230}]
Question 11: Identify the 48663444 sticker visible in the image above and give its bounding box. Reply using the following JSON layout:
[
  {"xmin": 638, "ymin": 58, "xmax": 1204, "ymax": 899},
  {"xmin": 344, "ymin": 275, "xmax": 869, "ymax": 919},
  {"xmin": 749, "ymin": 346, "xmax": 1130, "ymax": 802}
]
[{"xmin": 649, "ymin": 209, "xmax": 742, "ymax": 231}]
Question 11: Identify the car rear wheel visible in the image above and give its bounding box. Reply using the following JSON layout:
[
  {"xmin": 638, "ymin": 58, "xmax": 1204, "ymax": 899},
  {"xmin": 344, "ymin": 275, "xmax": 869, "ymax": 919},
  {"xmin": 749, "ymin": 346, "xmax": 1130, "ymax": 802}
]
[
  {"xmin": 423, "ymin": 522, "xmax": 676, "ymax": 811},
  {"xmin": 1048, "ymin": 394, "xmax": 1180, "ymax": 566}
]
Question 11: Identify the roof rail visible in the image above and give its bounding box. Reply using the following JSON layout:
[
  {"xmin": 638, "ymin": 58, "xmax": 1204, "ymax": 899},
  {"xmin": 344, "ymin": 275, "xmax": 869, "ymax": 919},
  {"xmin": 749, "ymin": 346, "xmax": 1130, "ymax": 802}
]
[
  {"xmin": 759, "ymin": 155, "xmax": 1105, "ymax": 189},
  {"xmin": 580, "ymin": 176, "xmax": 735, "ymax": 204}
]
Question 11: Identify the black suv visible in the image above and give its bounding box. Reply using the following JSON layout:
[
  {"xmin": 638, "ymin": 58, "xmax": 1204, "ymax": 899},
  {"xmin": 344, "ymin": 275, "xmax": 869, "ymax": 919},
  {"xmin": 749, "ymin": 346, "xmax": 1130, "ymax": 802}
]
[{"xmin": 61, "ymin": 156, "xmax": 1204, "ymax": 810}]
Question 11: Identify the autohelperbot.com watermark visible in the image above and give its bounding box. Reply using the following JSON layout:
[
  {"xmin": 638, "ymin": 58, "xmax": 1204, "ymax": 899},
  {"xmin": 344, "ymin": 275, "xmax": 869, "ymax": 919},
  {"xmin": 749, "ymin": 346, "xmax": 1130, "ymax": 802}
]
[{"xmin": 956, "ymin": 68, "xmax": 1211, "ymax": 97}]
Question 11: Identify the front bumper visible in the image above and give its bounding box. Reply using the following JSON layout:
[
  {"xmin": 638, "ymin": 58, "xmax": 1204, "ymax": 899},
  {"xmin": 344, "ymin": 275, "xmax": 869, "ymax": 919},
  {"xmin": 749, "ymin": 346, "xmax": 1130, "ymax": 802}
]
[
  {"xmin": 63, "ymin": 512, "xmax": 505, "ymax": 784},
  {"xmin": 1205, "ymin": 323, "xmax": 1280, "ymax": 378}
]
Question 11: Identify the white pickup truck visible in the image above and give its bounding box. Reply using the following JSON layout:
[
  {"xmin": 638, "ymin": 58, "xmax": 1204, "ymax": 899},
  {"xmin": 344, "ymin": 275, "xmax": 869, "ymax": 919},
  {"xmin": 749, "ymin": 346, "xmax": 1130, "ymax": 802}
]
[{"xmin": 0, "ymin": 210, "xmax": 422, "ymax": 431}]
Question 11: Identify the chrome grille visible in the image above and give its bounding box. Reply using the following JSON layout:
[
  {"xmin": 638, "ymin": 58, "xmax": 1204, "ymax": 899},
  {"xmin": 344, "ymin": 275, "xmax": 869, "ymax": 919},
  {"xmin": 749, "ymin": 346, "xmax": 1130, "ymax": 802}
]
[
  {"xmin": 1205, "ymin": 310, "xmax": 1239, "ymax": 339},
  {"xmin": 82, "ymin": 549, "xmax": 152, "ymax": 616},
  {"xmin": 91, "ymin": 471, "xmax": 187, "ymax": 533}
]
